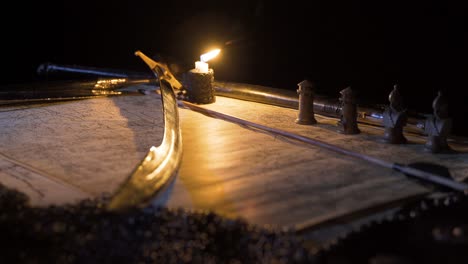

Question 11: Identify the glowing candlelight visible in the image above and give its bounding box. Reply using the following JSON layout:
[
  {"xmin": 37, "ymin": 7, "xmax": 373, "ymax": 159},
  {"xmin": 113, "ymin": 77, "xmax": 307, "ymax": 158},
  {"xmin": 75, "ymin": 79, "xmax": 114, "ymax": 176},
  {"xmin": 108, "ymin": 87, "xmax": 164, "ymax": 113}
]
[
  {"xmin": 195, "ymin": 49, "xmax": 221, "ymax": 73},
  {"xmin": 195, "ymin": 61, "xmax": 209, "ymax": 72}
]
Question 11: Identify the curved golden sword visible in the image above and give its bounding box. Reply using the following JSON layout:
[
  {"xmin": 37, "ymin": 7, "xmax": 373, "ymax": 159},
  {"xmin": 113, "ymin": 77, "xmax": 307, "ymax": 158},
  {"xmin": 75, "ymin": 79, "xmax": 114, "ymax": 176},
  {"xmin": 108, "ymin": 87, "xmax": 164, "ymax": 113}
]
[{"xmin": 107, "ymin": 51, "xmax": 183, "ymax": 211}]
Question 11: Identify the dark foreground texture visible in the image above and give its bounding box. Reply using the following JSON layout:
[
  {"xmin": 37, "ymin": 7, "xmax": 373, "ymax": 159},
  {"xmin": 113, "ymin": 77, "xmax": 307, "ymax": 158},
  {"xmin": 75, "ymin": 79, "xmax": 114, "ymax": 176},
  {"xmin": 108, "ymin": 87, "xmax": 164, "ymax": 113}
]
[
  {"xmin": 0, "ymin": 183, "xmax": 316, "ymax": 264},
  {"xmin": 317, "ymin": 194, "xmax": 468, "ymax": 264},
  {"xmin": 2, "ymin": 182, "xmax": 468, "ymax": 264}
]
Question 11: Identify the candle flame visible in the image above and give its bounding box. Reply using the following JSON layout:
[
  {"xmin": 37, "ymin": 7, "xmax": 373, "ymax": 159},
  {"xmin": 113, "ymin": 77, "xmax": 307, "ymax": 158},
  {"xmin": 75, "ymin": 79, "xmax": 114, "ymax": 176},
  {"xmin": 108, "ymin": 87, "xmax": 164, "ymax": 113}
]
[{"xmin": 200, "ymin": 49, "xmax": 221, "ymax": 62}]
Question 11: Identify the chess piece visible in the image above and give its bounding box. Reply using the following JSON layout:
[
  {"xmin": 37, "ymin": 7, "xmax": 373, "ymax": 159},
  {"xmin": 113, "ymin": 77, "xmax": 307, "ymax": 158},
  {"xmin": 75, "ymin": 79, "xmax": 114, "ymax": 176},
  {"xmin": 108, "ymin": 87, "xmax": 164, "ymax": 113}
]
[
  {"xmin": 424, "ymin": 91, "xmax": 452, "ymax": 153},
  {"xmin": 382, "ymin": 85, "xmax": 408, "ymax": 144},
  {"xmin": 296, "ymin": 80, "xmax": 317, "ymax": 125},
  {"xmin": 337, "ymin": 86, "xmax": 360, "ymax": 134}
]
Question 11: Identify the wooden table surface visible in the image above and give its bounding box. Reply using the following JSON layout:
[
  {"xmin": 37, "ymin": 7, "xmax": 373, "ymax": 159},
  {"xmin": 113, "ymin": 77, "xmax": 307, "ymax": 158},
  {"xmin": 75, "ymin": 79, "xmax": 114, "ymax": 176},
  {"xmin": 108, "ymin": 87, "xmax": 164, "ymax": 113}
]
[{"xmin": 2, "ymin": 84, "xmax": 467, "ymax": 230}]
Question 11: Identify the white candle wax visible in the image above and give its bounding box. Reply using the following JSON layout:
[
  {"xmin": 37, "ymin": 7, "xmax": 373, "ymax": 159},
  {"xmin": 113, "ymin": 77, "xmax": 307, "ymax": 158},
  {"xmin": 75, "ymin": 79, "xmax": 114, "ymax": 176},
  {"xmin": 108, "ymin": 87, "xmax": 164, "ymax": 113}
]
[{"xmin": 195, "ymin": 61, "xmax": 209, "ymax": 73}]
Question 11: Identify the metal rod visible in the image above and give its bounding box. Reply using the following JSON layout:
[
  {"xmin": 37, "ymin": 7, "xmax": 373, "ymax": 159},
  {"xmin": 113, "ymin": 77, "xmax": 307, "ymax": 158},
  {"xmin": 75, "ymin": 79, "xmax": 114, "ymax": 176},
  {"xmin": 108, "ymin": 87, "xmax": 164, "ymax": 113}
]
[
  {"xmin": 0, "ymin": 79, "xmax": 152, "ymax": 104},
  {"xmin": 37, "ymin": 62, "xmax": 153, "ymax": 79}
]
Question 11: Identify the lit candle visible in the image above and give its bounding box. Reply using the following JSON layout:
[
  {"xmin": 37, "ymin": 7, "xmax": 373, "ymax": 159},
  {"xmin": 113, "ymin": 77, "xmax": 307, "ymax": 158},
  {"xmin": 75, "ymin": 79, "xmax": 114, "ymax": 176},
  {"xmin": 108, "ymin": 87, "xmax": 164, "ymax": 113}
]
[
  {"xmin": 195, "ymin": 60, "xmax": 209, "ymax": 73},
  {"xmin": 194, "ymin": 49, "xmax": 221, "ymax": 73}
]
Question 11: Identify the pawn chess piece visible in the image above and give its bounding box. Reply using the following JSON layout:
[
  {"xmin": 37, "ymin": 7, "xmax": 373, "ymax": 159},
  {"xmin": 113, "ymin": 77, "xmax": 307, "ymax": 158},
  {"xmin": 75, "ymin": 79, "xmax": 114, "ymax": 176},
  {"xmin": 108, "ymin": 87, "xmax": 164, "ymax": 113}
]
[
  {"xmin": 424, "ymin": 91, "xmax": 452, "ymax": 153},
  {"xmin": 337, "ymin": 86, "xmax": 360, "ymax": 134},
  {"xmin": 296, "ymin": 80, "xmax": 317, "ymax": 125},
  {"xmin": 382, "ymin": 85, "xmax": 408, "ymax": 144}
]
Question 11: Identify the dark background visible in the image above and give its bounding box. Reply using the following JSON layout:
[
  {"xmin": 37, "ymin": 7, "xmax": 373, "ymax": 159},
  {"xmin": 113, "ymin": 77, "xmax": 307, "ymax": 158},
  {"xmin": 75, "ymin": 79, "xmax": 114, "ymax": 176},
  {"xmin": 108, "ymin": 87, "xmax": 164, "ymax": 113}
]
[{"xmin": 2, "ymin": 1, "xmax": 467, "ymax": 135}]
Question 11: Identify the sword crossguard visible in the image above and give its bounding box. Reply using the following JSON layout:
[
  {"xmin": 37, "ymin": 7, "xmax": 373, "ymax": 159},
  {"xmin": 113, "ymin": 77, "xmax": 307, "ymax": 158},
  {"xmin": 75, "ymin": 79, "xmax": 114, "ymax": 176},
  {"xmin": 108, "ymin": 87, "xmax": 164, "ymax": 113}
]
[{"xmin": 134, "ymin": 51, "xmax": 183, "ymax": 91}]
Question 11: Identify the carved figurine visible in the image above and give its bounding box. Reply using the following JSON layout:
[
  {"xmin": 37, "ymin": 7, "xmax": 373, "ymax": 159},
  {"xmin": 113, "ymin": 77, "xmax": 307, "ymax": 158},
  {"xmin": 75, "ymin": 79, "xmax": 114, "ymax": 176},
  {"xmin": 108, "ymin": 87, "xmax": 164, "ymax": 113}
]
[
  {"xmin": 424, "ymin": 91, "xmax": 452, "ymax": 153},
  {"xmin": 296, "ymin": 80, "xmax": 317, "ymax": 125},
  {"xmin": 337, "ymin": 86, "xmax": 360, "ymax": 134},
  {"xmin": 382, "ymin": 85, "xmax": 407, "ymax": 144}
]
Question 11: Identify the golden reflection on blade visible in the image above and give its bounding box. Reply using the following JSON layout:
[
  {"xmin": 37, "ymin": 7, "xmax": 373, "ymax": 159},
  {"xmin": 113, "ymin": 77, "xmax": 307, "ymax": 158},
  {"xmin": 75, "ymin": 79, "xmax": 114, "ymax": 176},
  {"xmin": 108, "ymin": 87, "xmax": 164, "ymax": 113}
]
[
  {"xmin": 92, "ymin": 78, "xmax": 127, "ymax": 95},
  {"xmin": 146, "ymin": 130, "xmax": 176, "ymax": 180}
]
